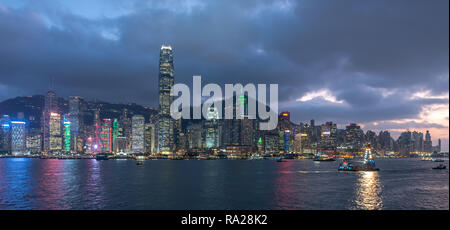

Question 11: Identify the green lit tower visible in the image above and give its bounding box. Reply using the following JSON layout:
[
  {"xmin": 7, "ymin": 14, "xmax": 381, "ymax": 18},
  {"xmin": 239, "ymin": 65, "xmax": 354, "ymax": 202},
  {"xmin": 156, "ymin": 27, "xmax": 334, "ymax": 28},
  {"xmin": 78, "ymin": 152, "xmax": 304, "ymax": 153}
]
[
  {"xmin": 158, "ymin": 45, "xmax": 174, "ymax": 154},
  {"xmin": 63, "ymin": 116, "xmax": 71, "ymax": 152},
  {"xmin": 112, "ymin": 119, "xmax": 119, "ymax": 153}
]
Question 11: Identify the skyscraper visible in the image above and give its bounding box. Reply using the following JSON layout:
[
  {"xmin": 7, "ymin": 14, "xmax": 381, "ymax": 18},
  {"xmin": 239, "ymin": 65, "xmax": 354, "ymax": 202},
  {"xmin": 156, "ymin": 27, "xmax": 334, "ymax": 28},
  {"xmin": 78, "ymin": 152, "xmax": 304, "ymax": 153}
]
[
  {"xmin": 158, "ymin": 45, "xmax": 174, "ymax": 154},
  {"xmin": 424, "ymin": 130, "xmax": 432, "ymax": 153},
  {"xmin": 11, "ymin": 121, "xmax": 26, "ymax": 155},
  {"xmin": 49, "ymin": 112, "xmax": 62, "ymax": 152},
  {"xmin": 100, "ymin": 119, "xmax": 112, "ymax": 153},
  {"xmin": 132, "ymin": 115, "xmax": 145, "ymax": 153},
  {"xmin": 68, "ymin": 96, "xmax": 82, "ymax": 153},
  {"xmin": 42, "ymin": 90, "xmax": 58, "ymax": 153},
  {"xmin": 0, "ymin": 115, "xmax": 11, "ymax": 154}
]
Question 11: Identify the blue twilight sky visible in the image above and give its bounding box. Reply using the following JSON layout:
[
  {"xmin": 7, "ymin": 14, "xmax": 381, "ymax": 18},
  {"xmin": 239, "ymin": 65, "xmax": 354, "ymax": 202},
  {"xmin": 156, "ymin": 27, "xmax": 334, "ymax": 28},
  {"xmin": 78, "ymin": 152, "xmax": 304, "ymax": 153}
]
[{"xmin": 0, "ymin": 0, "xmax": 448, "ymax": 150}]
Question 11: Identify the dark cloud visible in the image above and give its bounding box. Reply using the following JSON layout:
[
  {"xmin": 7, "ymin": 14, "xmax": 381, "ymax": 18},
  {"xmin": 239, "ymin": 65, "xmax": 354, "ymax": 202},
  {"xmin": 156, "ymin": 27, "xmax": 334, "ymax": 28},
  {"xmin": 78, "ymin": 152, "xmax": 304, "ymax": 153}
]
[{"xmin": 0, "ymin": 0, "xmax": 448, "ymax": 147}]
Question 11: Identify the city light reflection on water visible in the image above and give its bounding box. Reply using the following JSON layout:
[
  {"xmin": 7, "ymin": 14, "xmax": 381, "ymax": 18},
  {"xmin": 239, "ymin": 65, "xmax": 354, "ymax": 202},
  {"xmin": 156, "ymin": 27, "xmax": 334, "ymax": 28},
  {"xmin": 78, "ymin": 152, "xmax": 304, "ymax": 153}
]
[{"xmin": 353, "ymin": 171, "xmax": 383, "ymax": 210}]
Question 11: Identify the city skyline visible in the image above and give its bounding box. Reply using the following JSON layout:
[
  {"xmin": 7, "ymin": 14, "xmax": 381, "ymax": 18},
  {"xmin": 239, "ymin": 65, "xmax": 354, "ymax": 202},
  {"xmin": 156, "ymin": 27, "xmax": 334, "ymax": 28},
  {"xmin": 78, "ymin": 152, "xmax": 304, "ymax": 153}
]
[{"xmin": 0, "ymin": 0, "xmax": 448, "ymax": 151}]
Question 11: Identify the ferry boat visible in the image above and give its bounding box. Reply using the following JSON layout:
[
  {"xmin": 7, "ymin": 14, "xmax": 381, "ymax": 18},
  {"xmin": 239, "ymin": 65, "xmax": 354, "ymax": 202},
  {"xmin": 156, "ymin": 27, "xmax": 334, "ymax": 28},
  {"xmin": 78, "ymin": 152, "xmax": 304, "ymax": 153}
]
[
  {"xmin": 432, "ymin": 158, "xmax": 444, "ymax": 162},
  {"xmin": 95, "ymin": 153, "xmax": 110, "ymax": 160},
  {"xmin": 432, "ymin": 164, "xmax": 446, "ymax": 170},
  {"xmin": 422, "ymin": 157, "xmax": 433, "ymax": 161},
  {"xmin": 313, "ymin": 150, "xmax": 335, "ymax": 161},
  {"xmin": 338, "ymin": 145, "xmax": 379, "ymax": 171}
]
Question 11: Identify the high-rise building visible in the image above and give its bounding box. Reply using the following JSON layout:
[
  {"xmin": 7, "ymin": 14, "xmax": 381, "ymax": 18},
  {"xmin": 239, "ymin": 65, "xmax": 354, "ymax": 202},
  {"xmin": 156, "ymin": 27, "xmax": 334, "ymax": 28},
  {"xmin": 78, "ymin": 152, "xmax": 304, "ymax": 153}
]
[
  {"xmin": 49, "ymin": 112, "xmax": 62, "ymax": 152},
  {"xmin": 42, "ymin": 91, "xmax": 58, "ymax": 153},
  {"xmin": 412, "ymin": 131, "xmax": 423, "ymax": 153},
  {"xmin": 398, "ymin": 131, "xmax": 413, "ymax": 155},
  {"xmin": 320, "ymin": 122, "xmax": 337, "ymax": 154},
  {"xmin": 345, "ymin": 123, "xmax": 363, "ymax": 153},
  {"xmin": 11, "ymin": 121, "xmax": 26, "ymax": 155},
  {"xmin": 144, "ymin": 123, "xmax": 155, "ymax": 154},
  {"xmin": 112, "ymin": 119, "xmax": 119, "ymax": 153},
  {"xmin": 158, "ymin": 45, "xmax": 174, "ymax": 154},
  {"xmin": 26, "ymin": 133, "xmax": 41, "ymax": 154},
  {"xmin": 132, "ymin": 115, "xmax": 145, "ymax": 153},
  {"xmin": 423, "ymin": 130, "xmax": 432, "ymax": 153},
  {"xmin": 63, "ymin": 116, "xmax": 71, "ymax": 152},
  {"xmin": 205, "ymin": 106, "xmax": 220, "ymax": 149},
  {"xmin": 100, "ymin": 119, "xmax": 112, "ymax": 153},
  {"xmin": 0, "ymin": 115, "xmax": 11, "ymax": 154},
  {"xmin": 68, "ymin": 96, "xmax": 83, "ymax": 153}
]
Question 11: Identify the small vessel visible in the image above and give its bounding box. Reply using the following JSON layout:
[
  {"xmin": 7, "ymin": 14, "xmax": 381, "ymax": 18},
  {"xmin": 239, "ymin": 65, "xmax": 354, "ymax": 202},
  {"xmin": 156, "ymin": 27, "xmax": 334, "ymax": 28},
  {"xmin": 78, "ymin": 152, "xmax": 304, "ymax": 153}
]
[
  {"xmin": 313, "ymin": 150, "xmax": 335, "ymax": 161},
  {"xmin": 338, "ymin": 145, "xmax": 379, "ymax": 171},
  {"xmin": 432, "ymin": 159, "xmax": 444, "ymax": 162},
  {"xmin": 432, "ymin": 164, "xmax": 446, "ymax": 170},
  {"xmin": 422, "ymin": 157, "xmax": 433, "ymax": 161},
  {"xmin": 95, "ymin": 153, "xmax": 110, "ymax": 160},
  {"xmin": 136, "ymin": 160, "xmax": 144, "ymax": 166},
  {"xmin": 276, "ymin": 157, "xmax": 285, "ymax": 162}
]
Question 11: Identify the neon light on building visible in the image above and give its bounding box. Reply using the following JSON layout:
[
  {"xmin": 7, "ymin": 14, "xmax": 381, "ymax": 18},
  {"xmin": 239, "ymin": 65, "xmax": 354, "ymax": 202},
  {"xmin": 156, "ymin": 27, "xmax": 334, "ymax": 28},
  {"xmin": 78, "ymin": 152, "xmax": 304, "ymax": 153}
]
[{"xmin": 63, "ymin": 120, "xmax": 71, "ymax": 152}]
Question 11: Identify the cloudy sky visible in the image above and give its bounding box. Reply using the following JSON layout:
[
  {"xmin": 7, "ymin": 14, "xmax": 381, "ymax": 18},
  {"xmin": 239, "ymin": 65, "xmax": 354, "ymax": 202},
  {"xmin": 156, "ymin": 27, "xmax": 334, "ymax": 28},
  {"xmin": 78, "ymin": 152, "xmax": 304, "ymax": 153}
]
[{"xmin": 0, "ymin": 0, "xmax": 448, "ymax": 150}]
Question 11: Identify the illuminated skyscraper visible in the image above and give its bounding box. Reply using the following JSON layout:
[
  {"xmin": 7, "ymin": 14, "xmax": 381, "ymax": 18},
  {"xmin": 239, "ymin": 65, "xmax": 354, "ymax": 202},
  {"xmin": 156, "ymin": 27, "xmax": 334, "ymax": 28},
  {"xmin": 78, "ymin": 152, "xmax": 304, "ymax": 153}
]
[
  {"xmin": 49, "ymin": 112, "xmax": 62, "ymax": 152},
  {"xmin": 68, "ymin": 96, "xmax": 83, "ymax": 153},
  {"xmin": 11, "ymin": 121, "xmax": 26, "ymax": 155},
  {"xmin": 424, "ymin": 130, "xmax": 432, "ymax": 153},
  {"xmin": 63, "ymin": 116, "xmax": 71, "ymax": 152},
  {"xmin": 0, "ymin": 115, "xmax": 11, "ymax": 154},
  {"xmin": 158, "ymin": 45, "xmax": 174, "ymax": 154},
  {"xmin": 42, "ymin": 90, "xmax": 58, "ymax": 153},
  {"xmin": 205, "ymin": 106, "xmax": 220, "ymax": 149},
  {"xmin": 132, "ymin": 115, "xmax": 145, "ymax": 153},
  {"xmin": 100, "ymin": 119, "xmax": 112, "ymax": 153},
  {"xmin": 112, "ymin": 119, "xmax": 119, "ymax": 153}
]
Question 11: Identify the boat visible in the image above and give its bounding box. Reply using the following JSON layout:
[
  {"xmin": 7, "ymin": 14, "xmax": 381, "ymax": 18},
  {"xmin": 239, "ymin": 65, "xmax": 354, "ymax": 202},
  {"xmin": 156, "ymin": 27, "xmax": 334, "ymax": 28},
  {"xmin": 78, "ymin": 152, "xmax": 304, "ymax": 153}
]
[
  {"xmin": 276, "ymin": 157, "xmax": 286, "ymax": 162},
  {"xmin": 338, "ymin": 145, "xmax": 379, "ymax": 171},
  {"xmin": 136, "ymin": 161, "xmax": 144, "ymax": 165},
  {"xmin": 432, "ymin": 159, "xmax": 444, "ymax": 162},
  {"xmin": 313, "ymin": 150, "xmax": 335, "ymax": 161},
  {"xmin": 95, "ymin": 153, "xmax": 110, "ymax": 160},
  {"xmin": 422, "ymin": 157, "xmax": 433, "ymax": 161},
  {"xmin": 432, "ymin": 164, "xmax": 446, "ymax": 170}
]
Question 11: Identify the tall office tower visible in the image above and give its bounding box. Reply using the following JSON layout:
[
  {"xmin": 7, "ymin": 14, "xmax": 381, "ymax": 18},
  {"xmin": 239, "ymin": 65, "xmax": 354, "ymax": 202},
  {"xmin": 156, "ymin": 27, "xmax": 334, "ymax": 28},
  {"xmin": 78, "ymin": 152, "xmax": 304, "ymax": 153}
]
[
  {"xmin": 11, "ymin": 121, "xmax": 26, "ymax": 155},
  {"xmin": 0, "ymin": 115, "xmax": 11, "ymax": 154},
  {"xmin": 112, "ymin": 119, "xmax": 119, "ymax": 153},
  {"xmin": 144, "ymin": 123, "xmax": 155, "ymax": 154},
  {"xmin": 49, "ymin": 112, "xmax": 62, "ymax": 152},
  {"xmin": 345, "ymin": 123, "xmax": 363, "ymax": 153},
  {"xmin": 119, "ymin": 109, "xmax": 132, "ymax": 150},
  {"xmin": 100, "ymin": 119, "xmax": 112, "ymax": 153},
  {"xmin": 68, "ymin": 96, "xmax": 82, "ymax": 153},
  {"xmin": 205, "ymin": 106, "xmax": 220, "ymax": 149},
  {"xmin": 187, "ymin": 122, "xmax": 203, "ymax": 150},
  {"xmin": 42, "ymin": 91, "xmax": 58, "ymax": 153},
  {"xmin": 158, "ymin": 45, "xmax": 174, "ymax": 154},
  {"xmin": 378, "ymin": 131, "xmax": 392, "ymax": 151},
  {"xmin": 132, "ymin": 115, "xmax": 145, "ymax": 153},
  {"xmin": 423, "ymin": 130, "xmax": 432, "ymax": 153},
  {"xmin": 92, "ymin": 108, "xmax": 102, "ymax": 153},
  {"xmin": 412, "ymin": 131, "xmax": 423, "ymax": 153},
  {"xmin": 63, "ymin": 116, "xmax": 71, "ymax": 152}
]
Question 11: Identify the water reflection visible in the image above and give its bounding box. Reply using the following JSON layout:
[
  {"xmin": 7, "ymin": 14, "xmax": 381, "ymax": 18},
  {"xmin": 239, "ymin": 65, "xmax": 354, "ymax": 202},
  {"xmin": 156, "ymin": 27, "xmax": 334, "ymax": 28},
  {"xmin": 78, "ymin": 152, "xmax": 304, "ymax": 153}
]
[
  {"xmin": 353, "ymin": 171, "xmax": 383, "ymax": 210},
  {"xmin": 273, "ymin": 161, "xmax": 302, "ymax": 209}
]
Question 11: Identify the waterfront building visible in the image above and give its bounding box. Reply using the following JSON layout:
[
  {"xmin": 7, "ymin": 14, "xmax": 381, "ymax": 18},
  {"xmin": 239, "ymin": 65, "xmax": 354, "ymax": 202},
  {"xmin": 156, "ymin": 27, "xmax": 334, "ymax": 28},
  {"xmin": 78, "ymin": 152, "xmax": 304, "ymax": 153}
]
[
  {"xmin": 49, "ymin": 112, "xmax": 62, "ymax": 152},
  {"xmin": 26, "ymin": 133, "xmax": 41, "ymax": 154},
  {"xmin": 42, "ymin": 91, "xmax": 58, "ymax": 153},
  {"xmin": 63, "ymin": 116, "xmax": 71, "ymax": 152},
  {"xmin": 158, "ymin": 45, "xmax": 175, "ymax": 154},
  {"xmin": 100, "ymin": 119, "xmax": 112, "ymax": 153},
  {"xmin": 144, "ymin": 123, "xmax": 155, "ymax": 154},
  {"xmin": 112, "ymin": 119, "xmax": 119, "ymax": 153},
  {"xmin": 0, "ymin": 115, "xmax": 11, "ymax": 154},
  {"xmin": 132, "ymin": 115, "xmax": 145, "ymax": 153},
  {"xmin": 205, "ymin": 106, "xmax": 220, "ymax": 149},
  {"xmin": 68, "ymin": 96, "xmax": 83, "ymax": 153},
  {"xmin": 11, "ymin": 121, "xmax": 26, "ymax": 155}
]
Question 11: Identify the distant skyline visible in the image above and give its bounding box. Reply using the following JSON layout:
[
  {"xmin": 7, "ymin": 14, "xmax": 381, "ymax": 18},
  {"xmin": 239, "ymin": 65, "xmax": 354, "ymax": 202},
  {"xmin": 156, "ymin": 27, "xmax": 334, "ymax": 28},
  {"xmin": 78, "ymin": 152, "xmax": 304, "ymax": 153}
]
[{"xmin": 0, "ymin": 0, "xmax": 448, "ymax": 150}]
